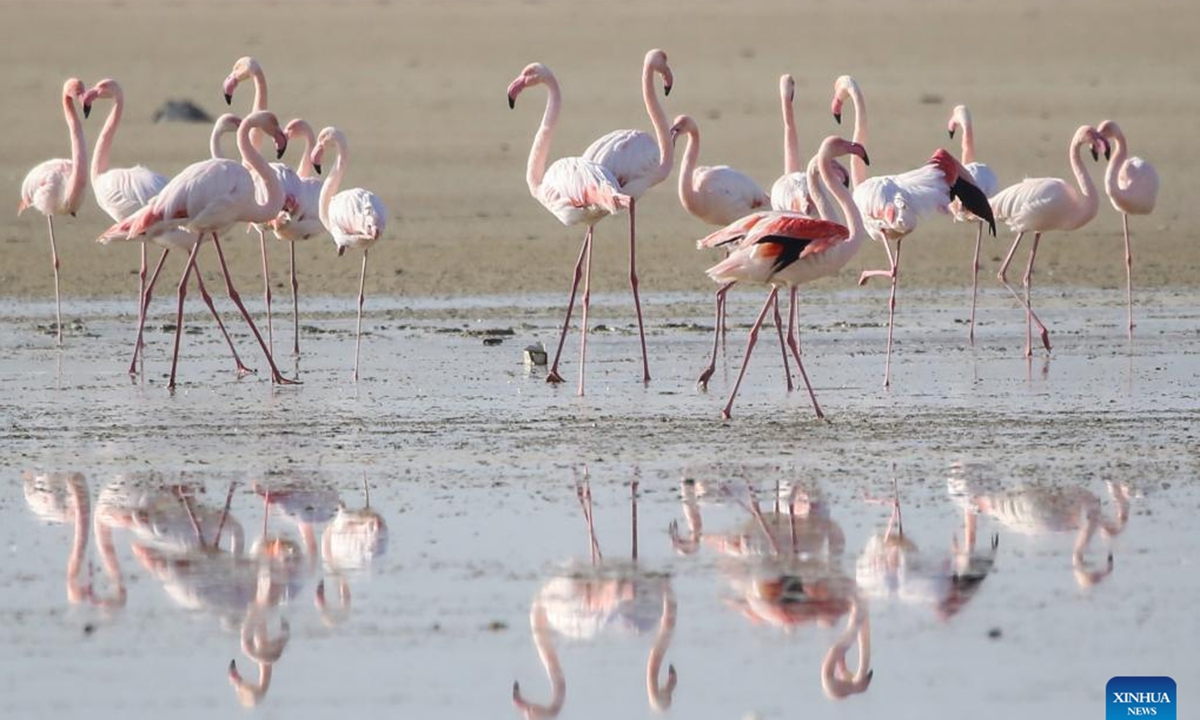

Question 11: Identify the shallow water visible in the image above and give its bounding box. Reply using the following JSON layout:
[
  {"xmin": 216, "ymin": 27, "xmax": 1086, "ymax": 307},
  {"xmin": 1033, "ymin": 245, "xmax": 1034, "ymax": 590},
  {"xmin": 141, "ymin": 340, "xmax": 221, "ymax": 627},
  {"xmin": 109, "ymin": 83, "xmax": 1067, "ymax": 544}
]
[{"xmin": 1, "ymin": 287, "xmax": 1197, "ymax": 719}]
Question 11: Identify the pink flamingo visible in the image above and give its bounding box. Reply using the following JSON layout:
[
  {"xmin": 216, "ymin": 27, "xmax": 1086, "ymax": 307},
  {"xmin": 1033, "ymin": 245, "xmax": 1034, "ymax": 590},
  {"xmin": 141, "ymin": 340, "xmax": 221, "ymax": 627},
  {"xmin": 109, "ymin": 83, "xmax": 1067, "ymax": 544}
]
[
  {"xmin": 1097, "ymin": 120, "xmax": 1159, "ymax": 339},
  {"xmin": 770, "ymin": 74, "xmax": 814, "ymax": 215},
  {"xmin": 702, "ymin": 136, "xmax": 872, "ymax": 420},
  {"xmin": 507, "ymin": 63, "xmax": 631, "ymax": 396},
  {"xmin": 580, "ymin": 48, "xmax": 675, "ymax": 383},
  {"xmin": 23, "ymin": 471, "xmax": 93, "ymax": 604},
  {"xmin": 852, "ymin": 149, "xmax": 996, "ymax": 387},
  {"xmin": 830, "ymin": 76, "xmax": 869, "ymax": 188},
  {"xmin": 101, "ymin": 110, "xmax": 298, "ymax": 390},
  {"xmin": 310, "ymin": 127, "xmax": 388, "ymax": 382},
  {"xmin": 947, "ymin": 105, "xmax": 1000, "ymax": 344},
  {"xmin": 84, "ymin": 84, "xmax": 252, "ymax": 377},
  {"xmin": 17, "ymin": 78, "xmax": 88, "ymax": 345},
  {"xmin": 990, "ymin": 125, "xmax": 1107, "ymax": 357}
]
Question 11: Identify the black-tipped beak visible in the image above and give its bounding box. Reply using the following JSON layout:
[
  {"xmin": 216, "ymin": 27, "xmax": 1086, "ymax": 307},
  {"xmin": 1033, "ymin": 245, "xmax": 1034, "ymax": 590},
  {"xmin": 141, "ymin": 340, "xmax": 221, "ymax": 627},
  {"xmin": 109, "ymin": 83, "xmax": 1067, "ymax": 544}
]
[
  {"xmin": 861, "ymin": 151, "xmax": 870, "ymax": 166},
  {"xmin": 313, "ymin": 163, "xmax": 322, "ymax": 175},
  {"xmin": 1091, "ymin": 147, "xmax": 1099, "ymax": 162},
  {"xmin": 507, "ymin": 94, "xmax": 516, "ymax": 109},
  {"xmin": 1103, "ymin": 143, "xmax": 1111, "ymax": 161},
  {"xmin": 276, "ymin": 146, "xmax": 286, "ymax": 160},
  {"xmin": 224, "ymin": 93, "xmax": 233, "ymax": 105},
  {"xmin": 948, "ymin": 128, "xmax": 955, "ymax": 139},
  {"xmin": 83, "ymin": 103, "xmax": 92, "ymax": 119},
  {"xmin": 842, "ymin": 175, "xmax": 850, "ymax": 189},
  {"xmin": 337, "ymin": 246, "xmax": 346, "ymax": 257},
  {"xmin": 951, "ymin": 177, "xmax": 997, "ymax": 237},
  {"xmin": 833, "ymin": 112, "xmax": 842, "ymax": 125},
  {"xmin": 664, "ymin": 84, "xmax": 672, "ymax": 97}
]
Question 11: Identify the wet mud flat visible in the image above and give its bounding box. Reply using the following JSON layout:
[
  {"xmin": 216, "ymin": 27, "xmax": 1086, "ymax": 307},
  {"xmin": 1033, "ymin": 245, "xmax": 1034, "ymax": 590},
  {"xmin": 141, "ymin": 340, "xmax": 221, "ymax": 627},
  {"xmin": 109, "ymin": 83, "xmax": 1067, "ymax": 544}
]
[{"xmin": 0, "ymin": 287, "xmax": 1198, "ymax": 719}]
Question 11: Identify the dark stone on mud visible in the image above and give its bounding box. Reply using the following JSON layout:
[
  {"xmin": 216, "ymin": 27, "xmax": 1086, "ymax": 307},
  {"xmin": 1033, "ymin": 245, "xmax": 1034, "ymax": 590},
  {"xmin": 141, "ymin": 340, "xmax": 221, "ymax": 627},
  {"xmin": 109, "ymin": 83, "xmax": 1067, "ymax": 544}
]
[
  {"xmin": 987, "ymin": 627, "xmax": 1002, "ymax": 639},
  {"xmin": 152, "ymin": 99, "xmax": 213, "ymax": 124}
]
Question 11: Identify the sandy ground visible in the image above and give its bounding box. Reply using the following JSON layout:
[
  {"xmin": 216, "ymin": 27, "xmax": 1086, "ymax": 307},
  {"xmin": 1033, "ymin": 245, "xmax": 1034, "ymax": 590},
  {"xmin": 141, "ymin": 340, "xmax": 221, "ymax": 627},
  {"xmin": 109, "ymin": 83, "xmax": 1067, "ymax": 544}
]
[{"xmin": 1, "ymin": 0, "xmax": 1196, "ymax": 305}]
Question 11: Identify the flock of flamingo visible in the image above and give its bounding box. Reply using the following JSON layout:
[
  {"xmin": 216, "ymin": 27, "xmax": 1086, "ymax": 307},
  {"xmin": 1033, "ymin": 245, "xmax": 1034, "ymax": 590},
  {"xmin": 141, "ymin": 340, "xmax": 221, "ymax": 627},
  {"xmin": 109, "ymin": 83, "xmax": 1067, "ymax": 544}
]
[{"xmin": 18, "ymin": 51, "xmax": 1159, "ymax": 418}]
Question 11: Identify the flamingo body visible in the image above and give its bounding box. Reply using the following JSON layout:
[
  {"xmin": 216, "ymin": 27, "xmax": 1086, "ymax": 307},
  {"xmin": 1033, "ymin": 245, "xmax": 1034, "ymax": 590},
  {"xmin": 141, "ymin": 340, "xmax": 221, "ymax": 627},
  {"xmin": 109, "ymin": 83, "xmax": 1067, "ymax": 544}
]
[
  {"xmin": 21, "ymin": 159, "xmax": 84, "ymax": 218},
  {"xmin": 537, "ymin": 156, "xmax": 626, "ymax": 228}
]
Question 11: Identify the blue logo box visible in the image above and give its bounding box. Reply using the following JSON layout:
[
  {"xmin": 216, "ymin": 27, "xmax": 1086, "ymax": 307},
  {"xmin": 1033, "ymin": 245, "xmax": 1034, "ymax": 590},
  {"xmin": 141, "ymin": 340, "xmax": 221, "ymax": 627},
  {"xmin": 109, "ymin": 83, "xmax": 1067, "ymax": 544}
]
[{"xmin": 1108, "ymin": 677, "xmax": 1176, "ymax": 718}]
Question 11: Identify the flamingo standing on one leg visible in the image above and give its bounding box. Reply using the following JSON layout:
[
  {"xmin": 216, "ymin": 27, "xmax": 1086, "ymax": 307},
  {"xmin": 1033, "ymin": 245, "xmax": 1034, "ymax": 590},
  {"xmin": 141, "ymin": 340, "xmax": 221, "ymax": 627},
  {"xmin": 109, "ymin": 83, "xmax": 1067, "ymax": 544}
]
[
  {"xmin": 18, "ymin": 78, "xmax": 88, "ymax": 345},
  {"xmin": 507, "ymin": 63, "xmax": 631, "ymax": 396},
  {"xmin": 947, "ymin": 105, "xmax": 1000, "ymax": 344},
  {"xmin": 852, "ymin": 149, "xmax": 996, "ymax": 387},
  {"xmin": 702, "ymin": 136, "xmax": 873, "ymax": 420},
  {"xmin": 1096, "ymin": 120, "xmax": 1159, "ymax": 339},
  {"xmin": 84, "ymin": 83, "xmax": 252, "ymax": 377},
  {"xmin": 580, "ymin": 48, "xmax": 675, "ymax": 384},
  {"xmin": 310, "ymin": 127, "xmax": 388, "ymax": 383},
  {"xmin": 990, "ymin": 125, "xmax": 1108, "ymax": 357},
  {"xmin": 101, "ymin": 111, "xmax": 298, "ymax": 390}
]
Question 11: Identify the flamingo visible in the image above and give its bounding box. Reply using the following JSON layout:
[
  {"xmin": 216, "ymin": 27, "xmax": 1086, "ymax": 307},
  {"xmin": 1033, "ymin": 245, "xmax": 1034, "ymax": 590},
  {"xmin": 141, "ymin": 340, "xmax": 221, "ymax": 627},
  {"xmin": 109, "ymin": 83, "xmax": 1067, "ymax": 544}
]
[
  {"xmin": 100, "ymin": 110, "xmax": 298, "ymax": 390},
  {"xmin": 830, "ymin": 76, "xmax": 869, "ymax": 188},
  {"xmin": 1097, "ymin": 120, "xmax": 1159, "ymax": 339},
  {"xmin": 507, "ymin": 63, "xmax": 631, "ymax": 396},
  {"xmin": 17, "ymin": 78, "xmax": 88, "ymax": 345},
  {"xmin": 852, "ymin": 149, "xmax": 996, "ymax": 387},
  {"xmin": 580, "ymin": 48, "xmax": 675, "ymax": 383},
  {"xmin": 770, "ymin": 74, "xmax": 814, "ymax": 215},
  {"xmin": 310, "ymin": 127, "xmax": 388, "ymax": 382},
  {"xmin": 947, "ymin": 105, "xmax": 1000, "ymax": 344},
  {"xmin": 84, "ymin": 84, "xmax": 252, "ymax": 377},
  {"xmin": 990, "ymin": 125, "xmax": 1107, "ymax": 357},
  {"xmin": 23, "ymin": 471, "xmax": 92, "ymax": 604},
  {"xmin": 701, "ymin": 136, "xmax": 872, "ymax": 420}
]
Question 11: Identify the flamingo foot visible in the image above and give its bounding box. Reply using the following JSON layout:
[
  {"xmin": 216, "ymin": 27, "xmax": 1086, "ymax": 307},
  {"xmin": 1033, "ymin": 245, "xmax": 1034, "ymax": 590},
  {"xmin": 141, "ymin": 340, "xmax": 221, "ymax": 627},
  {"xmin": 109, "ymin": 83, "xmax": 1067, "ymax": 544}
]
[
  {"xmin": 697, "ymin": 367, "xmax": 714, "ymax": 391},
  {"xmin": 235, "ymin": 363, "xmax": 256, "ymax": 378},
  {"xmin": 546, "ymin": 370, "xmax": 565, "ymax": 385},
  {"xmin": 1040, "ymin": 328, "xmax": 1052, "ymax": 353}
]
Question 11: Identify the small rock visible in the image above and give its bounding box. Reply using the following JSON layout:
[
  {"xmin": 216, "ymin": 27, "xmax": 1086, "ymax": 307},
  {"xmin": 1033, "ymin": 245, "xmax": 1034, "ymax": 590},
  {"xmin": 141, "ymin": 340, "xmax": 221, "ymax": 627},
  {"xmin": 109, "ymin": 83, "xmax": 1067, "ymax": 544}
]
[
  {"xmin": 83, "ymin": 622, "xmax": 96, "ymax": 636},
  {"xmin": 483, "ymin": 337, "xmax": 504, "ymax": 346},
  {"xmin": 987, "ymin": 627, "xmax": 1002, "ymax": 639},
  {"xmin": 485, "ymin": 620, "xmax": 508, "ymax": 632},
  {"xmin": 152, "ymin": 99, "xmax": 213, "ymax": 124}
]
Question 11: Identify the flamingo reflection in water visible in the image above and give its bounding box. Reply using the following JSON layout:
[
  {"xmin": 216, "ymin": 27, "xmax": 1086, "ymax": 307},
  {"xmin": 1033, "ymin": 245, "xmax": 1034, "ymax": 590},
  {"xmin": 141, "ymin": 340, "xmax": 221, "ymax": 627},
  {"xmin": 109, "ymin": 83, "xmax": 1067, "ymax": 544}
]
[
  {"xmin": 513, "ymin": 472, "xmax": 677, "ymax": 719},
  {"xmin": 669, "ymin": 475, "xmax": 872, "ymax": 699},
  {"xmin": 947, "ymin": 463, "xmax": 1131, "ymax": 588},
  {"xmin": 856, "ymin": 476, "xmax": 1000, "ymax": 620},
  {"xmin": 23, "ymin": 471, "xmax": 93, "ymax": 604}
]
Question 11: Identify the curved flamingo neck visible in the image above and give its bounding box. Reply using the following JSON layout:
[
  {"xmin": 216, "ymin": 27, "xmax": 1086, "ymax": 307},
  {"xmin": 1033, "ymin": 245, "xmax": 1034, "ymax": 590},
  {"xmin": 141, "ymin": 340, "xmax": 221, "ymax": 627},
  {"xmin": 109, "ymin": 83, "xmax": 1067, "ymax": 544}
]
[
  {"xmin": 1067, "ymin": 132, "xmax": 1100, "ymax": 223},
  {"xmin": 806, "ymin": 156, "xmax": 837, "ymax": 221},
  {"xmin": 643, "ymin": 62, "xmax": 673, "ymax": 182},
  {"xmin": 292, "ymin": 121, "xmax": 318, "ymax": 179},
  {"xmin": 821, "ymin": 599, "xmax": 872, "ymax": 698},
  {"xmin": 526, "ymin": 76, "xmax": 562, "ymax": 197},
  {"xmin": 247, "ymin": 67, "xmax": 269, "ymax": 152},
  {"xmin": 1103, "ymin": 128, "xmax": 1128, "ymax": 199},
  {"xmin": 63, "ymin": 92, "xmax": 88, "ymax": 214},
  {"xmin": 91, "ymin": 86, "xmax": 125, "ymax": 183},
  {"xmin": 210, "ymin": 123, "xmax": 232, "ymax": 159},
  {"xmin": 318, "ymin": 132, "xmax": 348, "ymax": 230},
  {"xmin": 645, "ymin": 586, "xmax": 678, "ymax": 711},
  {"xmin": 844, "ymin": 82, "xmax": 868, "ymax": 187},
  {"xmin": 676, "ymin": 128, "xmax": 703, "ymax": 216},
  {"xmin": 821, "ymin": 148, "xmax": 866, "ymax": 240},
  {"xmin": 514, "ymin": 602, "xmax": 565, "ymax": 719},
  {"xmin": 238, "ymin": 116, "xmax": 284, "ymax": 224},
  {"xmin": 956, "ymin": 111, "xmax": 977, "ymax": 164},
  {"xmin": 781, "ymin": 87, "xmax": 800, "ymax": 175}
]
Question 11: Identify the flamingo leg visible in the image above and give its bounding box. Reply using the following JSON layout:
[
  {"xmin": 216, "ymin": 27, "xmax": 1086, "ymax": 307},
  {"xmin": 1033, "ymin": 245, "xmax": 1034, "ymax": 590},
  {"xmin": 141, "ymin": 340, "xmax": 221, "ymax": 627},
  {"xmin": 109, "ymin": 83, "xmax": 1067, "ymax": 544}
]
[
  {"xmin": 210, "ymin": 233, "xmax": 297, "ymax": 385},
  {"xmin": 698, "ymin": 282, "xmax": 734, "ymax": 390},
  {"xmin": 630, "ymin": 476, "xmax": 639, "ymax": 562},
  {"xmin": 546, "ymin": 229, "xmax": 591, "ymax": 385},
  {"xmin": 129, "ymin": 247, "xmax": 170, "ymax": 376},
  {"xmin": 969, "ymin": 221, "xmax": 983, "ymax": 345},
  {"xmin": 575, "ymin": 475, "xmax": 602, "ymax": 564},
  {"xmin": 882, "ymin": 238, "xmax": 903, "ymax": 388},
  {"xmin": 772, "ymin": 290, "xmax": 794, "ymax": 393},
  {"xmin": 47, "ymin": 216, "xmax": 63, "ymax": 345},
  {"xmin": 256, "ymin": 227, "xmax": 274, "ymax": 356},
  {"xmin": 783, "ymin": 289, "xmax": 825, "ymax": 420},
  {"xmin": 721, "ymin": 287, "xmax": 780, "ymax": 420},
  {"xmin": 857, "ymin": 237, "xmax": 897, "ymax": 285},
  {"xmin": 997, "ymin": 232, "xmax": 1051, "ymax": 356},
  {"xmin": 353, "ymin": 250, "xmax": 368, "ymax": 382},
  {"xmin": 290, "ymin": 242, "xmax": 300, "ymax": 356},
  {"xmin": 135, "ymin": 243, "xmax": 148, "ymax": 366},
  {"xmin": 1021, "ymin": 232, "xmax": 1048, "ymax": 357},
  {"xmin": 577, "ymin": 228, "xmax": 594, "ymax": 397},
  {"xmin": 1122, "ymin": 214, "xmax": 1133, "ymax": 339},
  {"xmin": 786, "ymin": 286, "xmax": 801, "ymax": 358},
  {"xmin": 167, "ymin": 240, "xmax": 202, "ymax": 391},
  {"xmin": 627, "ymin": 198, "xmax": 651, "ymax": 383},
  {"xmin": 193, "ymin": 267, "xmax": 254, "ymax": 377}
]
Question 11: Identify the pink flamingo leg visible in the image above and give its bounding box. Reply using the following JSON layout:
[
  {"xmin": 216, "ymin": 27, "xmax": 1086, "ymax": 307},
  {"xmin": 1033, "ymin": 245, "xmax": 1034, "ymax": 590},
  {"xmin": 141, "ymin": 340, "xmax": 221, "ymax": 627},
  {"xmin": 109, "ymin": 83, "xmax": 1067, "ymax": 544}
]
[
  {"xmin": 256, "ymin": 227, "xmax": 275, "ymax": 356},
  {"xmin": 627, "ymin": 198, "xmax": 651, "ymax": 383},
  {"xmin": 1122, "ymin": 214, "xmax": 1134, "ymax": 339},
  {"xmin": 969, "ymin": 221, "xmax": 983, "ymax": 345},
  {"xmin": 577, "ymin": 229, "xmax": 594, "ymax": 397},
  {"xmin": 209, "ymin": 234, "xmax": 297, "ymax": 385},
  {"xmin": 289, "ymin": 242, "xmax": 300, "ymax": 356},
  {"xmin": 546, "ymin": 229, "xmax": 591, "ymax": 385},
  {"xmin": 47, "ymin": 216, "xmax": 63, "ymax": 345},
  {"xmin": 721, "ymin": 287, "xmax": 780, "ymax": 420},
  {"xmin": 771, "ymin": 290, "xmax": 794, "ymax": 393},
  {"xmin": 167, "ymin": 241, "xmax": 202, "ymax": 391},
  {"xmin": 698, "ymin": 282, "xmax": 734, "ymax": 390},
  {"xmin": 786, "ymin": 286, "xmax": 801, "ymax": 358},
  {"xmin": 135, "ymin": 243, "xmax": 148, "ymax": 365},
  {"xmin": 575, "ymin": 475, "xmax": 602, "ymax": 564},
  {"xmin": 630, "ymin": 475, "xmax": 639, "ymax": 562},
  {"xmin": 1021, "ymin": 232, "xmax": 1045, "ymax": 358},
  {"xmin": 997, "ymin": 231, "xmax": 1051, "ymax": 355},
  {"xmin": 353, "ymin": 250, "xmax": 368, "ymax": 382},
  {"xmin": 129, "ymin": 247, "xmax": 170, "ymax": 375},
  {"xmin": 192, "ymin": 269, "xmax": 254, "ymax": 377},
  {"xmin": 783, "ymin": 291, "xmax": 825, "ymax": 420},
  {"xmin": 860, "ymin": 238, "xmax": 903, "ymax": 388}
]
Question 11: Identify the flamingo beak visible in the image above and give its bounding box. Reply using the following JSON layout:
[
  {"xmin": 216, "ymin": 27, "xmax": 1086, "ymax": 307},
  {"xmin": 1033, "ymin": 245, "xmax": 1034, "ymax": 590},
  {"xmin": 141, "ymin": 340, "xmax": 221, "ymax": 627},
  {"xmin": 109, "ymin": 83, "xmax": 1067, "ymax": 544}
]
[
  {"xmin": 507, "ymin": 94, "xmax": 516, "ymax": 109},
  {"xmin": 948, "ymin": 127, "xmax": 955, "ymax": 139},
  {"xmin": 83, "ymin": 103, "xmax": 92, "ymax": 119},
  {"xmin": 313, "ymin": 163, "xmax": 322, "ymax": 175},
  {"xmin": 664, "ymin": 82, "xmax": 672, "ymax": 97},
  {"xmin": 506, "ymin": 77, "xmax": 525, "ymax": 109},
  {"xmin": 222, "ymin": 76, "xmax": 237, "ymax": 106},
  {"xmin": 833, "ymin": 111, "xmax": 842, "ymax": 124},
  {"xmin": 1091, "ymin": 146, "xmax": 1099, "ymax": 162},
  {"xmin": 1103, "ymin": 139, "xmax": 1112, "ymax": 161},
  {"xmin": 338, "ymin": 246, "xmax": 346, "ymax": 257}
]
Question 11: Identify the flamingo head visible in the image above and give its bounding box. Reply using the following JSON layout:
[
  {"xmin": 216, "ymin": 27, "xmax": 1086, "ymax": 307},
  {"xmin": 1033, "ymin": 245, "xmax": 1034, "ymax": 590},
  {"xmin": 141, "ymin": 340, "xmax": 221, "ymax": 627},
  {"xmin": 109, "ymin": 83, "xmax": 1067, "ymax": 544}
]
[
  {"xmin": 63, "ymin": 78, "xmax": 85, "ymax": 110},
  {"xmin": 780, "ymin": 73, "xmax": 795, "ymax": 104},
  {"xmin": 1076, "ymin": 125, "xmax": 1109, "ymax": 163},
  {"xmin": 81, "ymin": 78, "xmax": 121, "ymax": 119},
  {"xmin": 283, "ymin": 118, "xmax": 318, "ymax": 169},
  {"xmin": 947, "ymin": 104, "xmax": 970, "ymax": 139},
  {"xmin": 668, "ymin": 114, "xmax": 698, "ymax": 145},
  {"xmin": 819, "ymin": 136, "xmax": 870, "ymax": 167},
  {"xmin": 646, "ymin": 48, "xmax": 673, "ymax": 96},
  {"xmin": 311, "ymin": 126, "xmax": 344, "ymax": 175},
  {"xmin": 244, "ymin": 111, "xmax": 287, "ymax": 160},
  {"xmin": 507, "ymin": 63, "xmax": 554, "ymax": 109},
  {"xmin": 832, "ymin": 159, "xmax": 851, "ymax": 189},
  {"xmin": 934, "ymin": 148, "xmax": 998, "ymax": 236},
  {"xmin": 1095, "ymin": 120, "xmax": 1121, "ymax": 160},
  {"xmin": 830, "ymin": 75, "xmax": 858, "ymax": 124},
  {"xmin": 213, "ymin": 112, "xmax": 243, "ymax": 136},
  {"xmin": 224, "ymin": 56, "xmax": 261, "ymax": 105}
]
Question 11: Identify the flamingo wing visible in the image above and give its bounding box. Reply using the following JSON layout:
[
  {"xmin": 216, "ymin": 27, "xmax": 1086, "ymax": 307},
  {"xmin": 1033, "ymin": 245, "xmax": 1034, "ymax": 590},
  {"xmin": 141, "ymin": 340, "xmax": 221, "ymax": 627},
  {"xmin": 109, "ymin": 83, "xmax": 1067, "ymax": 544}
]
[
  {"xmin": 963, "ymin": 161, "xmax": 999, "ymax": 198},
  {"xmin": 328, "ymin": 188, "xmax": 387, "ymax": 247},
  {"xmin": 582, "ymin": 129, "xmax": 661, "ymax": 195},
  {"xmin": 705, "ymin": 215, "xmax": 848, "ymax": 284},
  {"xmin": 94, "ymin": 166, "xmax": 169, "ymax": 221},
  {"xmin": 539, "ymin": 157, "xmax": 624, "ymax": 223},
  {"xmin": 770, "ymin": 172, "xmax": 813, "ymax": 215},
  {"xmin": 692, "ymin": 165, "xmax": 770, "ymax": 225},
  {"xmin": 1118, "ymin": 157, "xmax": 1159, "ymax": 213},
  {"xmin": 20, "ymin": 158, "xmax": 72, "ymax": 215},
  {"xmin": 990, "ymin": 177, "xmax": 1073, "ymax": 233},
  {"xmin": 695, "ymin": 211, "xmax": 774, "ymax": 250}
]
